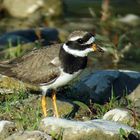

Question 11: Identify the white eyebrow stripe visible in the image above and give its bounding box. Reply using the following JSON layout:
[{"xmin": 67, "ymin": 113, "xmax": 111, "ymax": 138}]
[
  {"xmin": 69, "ymin": 36, "xmax": 83, "ymax": 41},
  {"xmin": 70, "ymin": 36, "xmax": 95, "ymax": 45},
  {"xmin": 82, "ymin": 36, "xmax": 95, "ymax": 45}
]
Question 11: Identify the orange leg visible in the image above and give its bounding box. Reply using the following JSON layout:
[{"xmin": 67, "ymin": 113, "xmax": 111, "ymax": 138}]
[
  {"xmin": 52, "ymin": 90, "xmax": 59, "ymax": 118},
  {"xmin": 41, "ymin": 95, "xmax": 47, "ymax": 117}
]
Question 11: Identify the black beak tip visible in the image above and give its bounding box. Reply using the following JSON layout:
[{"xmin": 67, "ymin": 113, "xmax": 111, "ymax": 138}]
[{"xmin": 97, "ymin": 47, "xmax": 104, "ymax": 53}]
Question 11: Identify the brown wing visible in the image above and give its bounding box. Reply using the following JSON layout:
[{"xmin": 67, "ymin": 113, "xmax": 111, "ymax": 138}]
[{"xmin": 0, "ymin": 44, "xmax": 62, "ymax": 85}]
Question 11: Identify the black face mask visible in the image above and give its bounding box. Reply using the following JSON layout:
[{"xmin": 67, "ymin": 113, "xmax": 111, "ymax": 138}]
[{"xmin": 66, "ymin": 33, "xmax": 95, "ymax": 51}]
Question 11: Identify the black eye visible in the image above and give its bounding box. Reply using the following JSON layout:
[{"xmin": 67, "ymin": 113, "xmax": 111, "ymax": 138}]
[{"xmin": 77, "ymin": 38, "xmax": 83, "ymax": 44}]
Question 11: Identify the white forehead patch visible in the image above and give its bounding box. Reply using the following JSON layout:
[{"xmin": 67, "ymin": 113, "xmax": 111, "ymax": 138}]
[
  {"xmin": 69, "ymin": 36, "xmax": 95, "ymax": 45},
  {"xmin": 83, "ymin": 36, "xmax": 95, "ymax": 45},
  {"xmin": 69, "ymin": 36, "xmax": 83, "ymax": 41}
]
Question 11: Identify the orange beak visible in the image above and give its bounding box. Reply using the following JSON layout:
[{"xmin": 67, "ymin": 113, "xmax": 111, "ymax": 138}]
[
  {"xmin": 91, "ymin": 43, "xmax": 97, "ymax": 51},
  {"xmin": 91, "ymin": 43, "xmax": 104, "ymax": 53}
]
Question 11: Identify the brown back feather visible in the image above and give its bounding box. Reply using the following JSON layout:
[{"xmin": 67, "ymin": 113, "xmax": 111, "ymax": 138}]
[{"xmin": 0, "ymin": 44, "xmax": 62, "ymax": 85}]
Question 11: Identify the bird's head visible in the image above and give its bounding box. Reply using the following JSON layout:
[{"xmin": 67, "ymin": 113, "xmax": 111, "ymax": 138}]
[{"xmin": 63, "ymin": 31, "xmax": 104, "ymax": 57}]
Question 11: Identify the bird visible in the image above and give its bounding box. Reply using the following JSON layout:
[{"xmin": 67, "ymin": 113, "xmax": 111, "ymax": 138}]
[{"xmin": 0, "ymin": 31, "xmax": 103, "ymax": 118}]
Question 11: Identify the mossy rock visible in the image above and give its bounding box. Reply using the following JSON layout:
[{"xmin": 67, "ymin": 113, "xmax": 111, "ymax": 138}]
[{"xmin": 0, "ymin": 74, "xmax": 39, "ymax": 94}]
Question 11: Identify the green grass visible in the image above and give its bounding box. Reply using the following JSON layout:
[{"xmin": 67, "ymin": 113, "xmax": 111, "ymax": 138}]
[
  {"xmin": 0, "ymin": 91, "xmax": 42, "ymax": 130},
  {"xmin": 2, "ymin": 39, "xmax": 42, "ymax": 60},
  {"xmin": 0, "ymin": 89, "xmax": 140, "ymax": 135},
  {"xmin": 4, "ymin": 39, "xmax": 22, "ymax": 59}
]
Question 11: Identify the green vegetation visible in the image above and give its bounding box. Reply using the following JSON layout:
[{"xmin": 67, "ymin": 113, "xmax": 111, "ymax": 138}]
[
  {"xmin": 119, "ymin": 128, "xmax": 128, "ymax": 140},
  {"xmin": 0, "ymin": 1, "xmax": 140, "ymax": 139},
  {"xmin": 0, "ymin": 91, "xmax": 42, "ymax": 130},
  {"xmin": 4, "ymin": 39, "xmax": 22, "ymax": 59},
  {"xmin": 50, "ymin": 128, "xmax": 64, "ymax": 140},
  {"xmin": 0, "ymin": 40, "xmax": 42, "ymax": 60},
  {"xmin": 0, "ymin": 89, "xmax": 140, "ymax": 132}
]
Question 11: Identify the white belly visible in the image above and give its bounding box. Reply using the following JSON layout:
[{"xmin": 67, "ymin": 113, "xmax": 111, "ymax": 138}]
[{"xmin": 40, "ymin": 69, "xmax": 81, "ymax": 94}]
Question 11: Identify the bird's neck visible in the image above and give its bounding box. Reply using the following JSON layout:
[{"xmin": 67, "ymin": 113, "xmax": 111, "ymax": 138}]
[{"xmin": 59, "ymin": 44, "xmax": 88, "ymax": 74}]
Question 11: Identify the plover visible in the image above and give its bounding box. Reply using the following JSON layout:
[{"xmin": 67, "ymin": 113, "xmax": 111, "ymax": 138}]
[{"xmin": 0, "ymin": 31, "xmax": 103, "ymax": 117}]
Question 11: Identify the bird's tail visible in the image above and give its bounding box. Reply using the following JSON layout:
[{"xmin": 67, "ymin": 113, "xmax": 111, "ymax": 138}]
[
  {"xmin": 0, "ymin": 62, "xmax": 26, "ymax": 94},
  {"xmin": 0, "ymin": 63, "xmax": 39, "ymax": 94},
  {"xmin": 0, "ymin": 61, "xmax": 14, "ymax": 77}
]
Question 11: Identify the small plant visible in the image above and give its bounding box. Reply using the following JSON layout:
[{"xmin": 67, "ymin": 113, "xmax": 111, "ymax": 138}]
[
  {"xmin": 0, "ymin": 90, "xmax": 42, "ymax": 130},
  {"xmin": 4, "ymin": 39, "xmax": 22, "ymax": 59},
  {"xmin": 119, "ymin": 129, "xmax": 140, "ymax": 140},
  {"xmin": 50, "ymin": 128, "xmax": 64, "ymax": 140},
  {"xmin": 119, "ymin": 128, "xmax": 128, "ymax": 140},
  {"xmin": 91, "ymin": 88, "xmax": 119, "ymax": 118}
]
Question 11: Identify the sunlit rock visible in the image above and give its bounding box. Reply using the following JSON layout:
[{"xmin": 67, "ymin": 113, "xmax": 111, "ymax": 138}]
[
  {"xmin": 103, "ymin": 108, "xmax": 134, "ymax": 126},
  {"xmin": 39, "ymin": 117, "xmax": 139, "ymax": 140},
  {"xmin": 127, "ymin": 84, "xmax": 140, "ymax": 102},
  {"xmin": 0, "ymin": 120, "xmax": 16, "ymax": 140},
  {"xmin": 5, "ymin": 130, "xmax": 52, "ymax": 140},
  {"xmin": 43, "ymin": 0, "xmax": 63, "ymax": 18},
  {"xmin": 3, "ymin": 0, "xmax": 44, "ymax": 18},
  {"xmin": 127, "ymin": 84, "xmax": 140, "ymax": 123}
]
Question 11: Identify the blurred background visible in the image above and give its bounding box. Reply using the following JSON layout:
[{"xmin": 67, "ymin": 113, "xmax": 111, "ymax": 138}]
[
  {"xmin": 0, "ymin": 0, "xmax": 140, "ymax": 71},
  {"xmin": 0, "ymin": 0, "xmax": 140, "ymax": 132}
]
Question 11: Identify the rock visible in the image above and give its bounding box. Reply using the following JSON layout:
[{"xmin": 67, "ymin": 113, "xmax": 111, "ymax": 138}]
[
  {"xmin": 73, "ymin": 101, "xmax": 92, "ymax": 121},
  {"xmin": 127, "ymin": 84, "xmax": 140, "ymax": 102},
  {"xmin": 0, "ymin": 120, "xmax": 16, "ymax": 140},
  {"xmin": 46, "ymin": 97, "xmax": 74, "ymax": 117},
  {"xmin": 0, "ymin": 28, "xmax": 59, "ymax": 48},
  {"xmin": 0, "ymin": 12, "xmax": 42, "ymax": 31},
  {"xmin": 5, "ymin": 130, "xmax": 52, "ymax": 140},
  {"xmin": 127, "ymin": 84, "xmax": 140, "ymax": 122},
  {"xmin": 0, "ymin": 74, "xmax": 39, "ymax": 94},
  {"xmin": 103, "ymin": 108, "xmax": 134, "ymax": 126},
  {"xmin": 3, "ymin": 0, "xmax": 44, "ymax": 18},
  {"xmin": 65, "ymin": 70, "xmax": 140, "ymax": 104},
  {"xmin": 127, "ymin": 131, "xmax": 140, "ymax": 140},
  {"xmin": 39, "ymin": 117, "xmax": 139, "ymax": 140},
  {"xmin": 117, "ymin": 14, "xmax": 140, "ymax": 26},
  {"xmin": 43, "ymin": 0, "xmax": 63, "ymax": 18},
  {"xmin": 133, "ymin": 99, "xmax": 140, "ymax": 119}
]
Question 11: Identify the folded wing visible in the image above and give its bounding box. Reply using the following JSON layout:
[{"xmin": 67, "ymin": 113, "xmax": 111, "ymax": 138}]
[{"xmin": 0, "ymin": 44, "xmax": 62, "ymax": 85}]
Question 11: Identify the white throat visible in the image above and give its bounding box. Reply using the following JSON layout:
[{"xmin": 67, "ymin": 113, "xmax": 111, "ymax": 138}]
[{"xmin": 63, "ymin": 44, "xmax": 93, "ymax": 57}]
